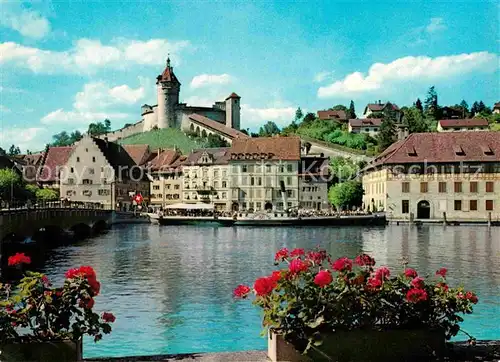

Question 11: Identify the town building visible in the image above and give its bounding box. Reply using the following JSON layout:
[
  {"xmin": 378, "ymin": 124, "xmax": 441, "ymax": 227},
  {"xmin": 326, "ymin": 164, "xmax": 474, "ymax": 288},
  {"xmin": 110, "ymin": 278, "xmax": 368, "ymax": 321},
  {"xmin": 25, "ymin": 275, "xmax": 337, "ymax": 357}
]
[
  {"xmin": 298, "ymin": 155, "xmax": 330, "ymax": 210},
  {"xmin": 440, "ymin": 106, "xmax": 465, "ymax": 119},
  {"xmin": 317, "ymin": 110, "xmax": 348, "ymax": 122},
  {"xmin": 36, "ymin": 146, "xmax": 73, "ymax": 189},
  {"xmin": 148, "ymin": 148, "xmax": 184, "ymax": 207},
  {"xmin": 182, "ymin": 148, "xmax": 231, "ymax": 210},
  {"xmin": 363, "ymin": 101, "xmax": 402, "ymax": 122},
  {"xmin": 59, "ymin": 136, "xmax": 150, "ymax": 210},
  {"xmin": 362, "ymin": 132, "xmax": 500, "ymax": 221},
  {"xmin": 348, "ymin": 118, "xmax": 382, "ymax": 137},
  {"xmin": 493, "ymin": 102, "xmax": 500, "ymax": 114},
  {"xmin": 228, "ymin": 136, "xmax": 301, "ymax": 212},
  {"xmin": 437, "ymin": 119, "xmax": 490, "ymax": 132}
]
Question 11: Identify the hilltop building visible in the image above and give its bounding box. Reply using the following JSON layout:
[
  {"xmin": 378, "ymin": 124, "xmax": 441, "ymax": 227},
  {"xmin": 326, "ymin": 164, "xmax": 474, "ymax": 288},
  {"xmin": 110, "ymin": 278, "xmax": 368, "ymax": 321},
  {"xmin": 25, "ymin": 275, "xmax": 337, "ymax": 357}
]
[
  {"xmin": 437, "ymin": 119, "xmax": 490, "ymax": 132},
  {"xmin": 362, "ymin": 132, "xmax": 500, "ymax": 222},
  {"xmin": 363, "ymin": 101, "xmax": 402, "ymax": 122}
]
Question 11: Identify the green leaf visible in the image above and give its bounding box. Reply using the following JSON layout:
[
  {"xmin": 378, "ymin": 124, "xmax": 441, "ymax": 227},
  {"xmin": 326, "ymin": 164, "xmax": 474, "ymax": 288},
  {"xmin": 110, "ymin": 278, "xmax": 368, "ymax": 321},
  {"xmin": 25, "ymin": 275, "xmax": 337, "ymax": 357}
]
[{"xmin": 306, "ymin": 315, "xmax": 324, "ymax": 329}]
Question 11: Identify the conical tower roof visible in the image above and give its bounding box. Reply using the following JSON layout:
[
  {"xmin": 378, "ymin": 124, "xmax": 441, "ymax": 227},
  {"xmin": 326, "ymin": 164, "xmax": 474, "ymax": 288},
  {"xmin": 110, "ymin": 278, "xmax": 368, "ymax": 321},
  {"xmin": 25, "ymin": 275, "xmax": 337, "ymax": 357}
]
[{"xmin": 157, "ymin": 57, "xmax": 181, "ymax": 85}]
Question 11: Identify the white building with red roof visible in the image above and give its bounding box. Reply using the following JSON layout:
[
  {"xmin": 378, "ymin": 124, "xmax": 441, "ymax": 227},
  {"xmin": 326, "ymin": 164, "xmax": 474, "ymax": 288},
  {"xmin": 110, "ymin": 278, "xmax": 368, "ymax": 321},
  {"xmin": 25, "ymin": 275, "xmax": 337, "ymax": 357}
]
[{"xmin": 437, "ymin": 119, "xmax": 490, "ymax": 132}]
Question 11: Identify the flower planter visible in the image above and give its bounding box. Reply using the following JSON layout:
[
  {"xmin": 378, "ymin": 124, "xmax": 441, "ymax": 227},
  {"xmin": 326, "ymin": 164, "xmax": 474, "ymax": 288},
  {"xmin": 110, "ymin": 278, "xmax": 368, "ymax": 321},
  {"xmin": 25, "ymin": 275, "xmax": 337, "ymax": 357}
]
[
  {"xmin": 268, "ymin": 329, "xmax": 445, "ymax": 362},
  {"xmin": 0, "ymin": 339, "xmax": 83, "ymax": 362}
]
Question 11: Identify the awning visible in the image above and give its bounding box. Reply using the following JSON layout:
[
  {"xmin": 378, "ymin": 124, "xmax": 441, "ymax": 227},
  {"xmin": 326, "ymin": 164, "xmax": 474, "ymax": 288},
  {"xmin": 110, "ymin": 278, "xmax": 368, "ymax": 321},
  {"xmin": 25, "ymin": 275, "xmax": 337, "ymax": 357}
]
[{"xmin": 164, "ymin": 203, "xmax": 214, "ymax": 210}]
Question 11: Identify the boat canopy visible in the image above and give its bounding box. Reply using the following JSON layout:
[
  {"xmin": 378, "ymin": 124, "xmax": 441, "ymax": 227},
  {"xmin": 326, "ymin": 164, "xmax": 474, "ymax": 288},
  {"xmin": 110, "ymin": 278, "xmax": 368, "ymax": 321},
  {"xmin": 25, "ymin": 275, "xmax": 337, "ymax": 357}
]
[{"xmin": 164, "ymin": 203, "xmax": 214, "ymax": 210}]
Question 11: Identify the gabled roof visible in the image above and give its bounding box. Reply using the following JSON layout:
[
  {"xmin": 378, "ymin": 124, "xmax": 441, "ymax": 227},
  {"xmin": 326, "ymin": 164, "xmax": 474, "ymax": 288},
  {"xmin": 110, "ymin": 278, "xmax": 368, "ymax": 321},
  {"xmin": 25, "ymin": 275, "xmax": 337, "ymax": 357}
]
[
  {"xmin": 364, "ymin": 102, "xmax": 400, "ymax": 114},
  {"xmin": 349, "ymin": 118, "xmax": 382, "ymax": 127},
  {"xmin": 149, "ymin": 149, "xmax": 181, "ymax": 171},
  {"xmin": 229, "ymin": 136, "xmax": 301, "ymax": 161},
  {"xmin": 122, "ymin": 144, "xmax": 151, "ymax": 165},
  {"xmin": 225, "ymin": 92, "xmax": 241, "ymax": 100},
  {"xmin": 188, "ymin": 113, "xmax": 249, "ymax": 140},
  {"xmin": 37, "ymin": 146, "xmax": 73, "ymax": 182},
  {"xmin": 317, "ymin": 110, "xmax": 347, "ymax": 121},
  {"xmin": 493, "ymin": 102, "xmax": 500, "ymax": 109},
  {"xmin": 439, "ymin": 119, "xmax": 489, "ymax": 128},
  {"xmin": 369, "ymin": 132, "xmax": 500, "ymax": 167},
  {"xmin": 184, "ymin": 147, "xmax": 230, "ymax": 166}
]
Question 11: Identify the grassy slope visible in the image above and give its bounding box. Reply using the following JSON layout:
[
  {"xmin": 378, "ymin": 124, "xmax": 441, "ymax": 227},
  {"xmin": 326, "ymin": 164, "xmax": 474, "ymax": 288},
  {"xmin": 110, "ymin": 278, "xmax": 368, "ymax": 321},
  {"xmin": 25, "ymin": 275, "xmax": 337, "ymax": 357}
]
[{"xmin": 118, "ymin": 128, "xmax": 205, "ymax": 154}]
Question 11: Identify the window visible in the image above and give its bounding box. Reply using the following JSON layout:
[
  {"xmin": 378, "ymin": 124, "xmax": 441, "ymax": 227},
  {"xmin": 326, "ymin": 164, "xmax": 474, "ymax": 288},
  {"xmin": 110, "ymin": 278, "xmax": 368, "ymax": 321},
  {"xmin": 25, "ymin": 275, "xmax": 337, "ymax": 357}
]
[
  {"xmin": 486, "ymin": 200, "xmax": 494, "ymax": 211},
  {"xmin": 85, "ymin": 148, "xmax": 88, "ymax": 152},
  {"xmin": 469, "ymin": 200, "xmax": 478, "ymax": 211},
  {"xmin": 286, "ymin": 190, "xmax": 293, "ymax": 197},
  {"xmin": 222, "ymin": 181, "xmax": 227, "ymax": 188},
  {"xmin": 77, "ymin": 157, "xmax": 80, "ymax": 162},
  {"xmin": 402, "ymin": 182, "xmax": 410, "ymax": 193},
  {"xmin": 486, "ymin": 182, "xmax": 494, "ymax": 193},
  {"xmin": 242, "ymin": 165, "xmax": 248, "ymax": 173},
  {"xmin": 250, "ymin": 177, "xmax": 255, "ymax": 186},
  {"xmin": 66, "ymin": 190, "xmax": 73, "ymax": 196},
  {"xmin": 174, "ymin": 185, "xmax": 179, "ymax": 190},
  {"xmin": 420, "ymin": 182, "xmax": 428, "ymax": 193},
  {"xmin": 98, "ymin": 189, "xmax": 110, "ymax": 196},
  {"xmin": 257, "ymin": 177, "xmax": 262, "ymax": 186},
  {"xmin": 454, "ymin": 200, "xmax": 462, "ymax": 211},
  {"xmin": 469, "ymin": 182, "xmax": 478, "ymax": 193},
  {"xmin": 214, "ymin": 170, "xmax": 219, "ymax": 178},
  {"xmin": 67, "ymin": 178, "xmax": 75, "ymax": 185},
  {"xmin": 256, "ymin": 202, "xmax": 261, "ymax": 209},
  {"xmin": 222, "ymin": 170, "xmax": 227, "ymax": 177},
  {"xmin": 286, "ymin": 176, "xmax": 292, "ymax": 186},
  {"xmin": 82, "ymin": 179, "xmax": 92, "ymax": 185},
  {"xmin": 402, "ymin": 200, "xmax": 409, "ymax": 214},
  {"xmin": 92, "ymin": 156, "xmax": 96, "ymax": 162},
  {"xmin": 454, "ymin": 182, "xmax": 462, "ymax": 193},
  {"xmin": 438, "ymin": 182, "xmax": 447, "ymax": 193},
  {"xmin": 214, "ymin": 181, "xmax": 219, "ymax": 188},
  {"xmin": 222, "ymin": 192, "xmax": 227, "ymax": 199},
  {"xmin": 153, "ymin": 185, "xmax": 160, "ymax": 190},
  {"xmin": 280, "ymin": 165, "xmax": 285, "ymax": 173},
  {"xmin": 88, "ymin": 168, "xmax": 95, "ymax": 175},
  {"xmin": 287, "ymin": 164, "xmax": 293, "ymax": 172},
  {"xmin": 70, "ymin": 167, "xmax": 74, "ymax": 173}
]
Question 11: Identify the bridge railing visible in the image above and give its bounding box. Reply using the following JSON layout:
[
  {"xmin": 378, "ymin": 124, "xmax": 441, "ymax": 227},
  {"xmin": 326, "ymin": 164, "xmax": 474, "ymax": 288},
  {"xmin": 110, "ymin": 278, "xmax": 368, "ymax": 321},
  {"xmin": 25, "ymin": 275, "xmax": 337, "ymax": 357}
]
[{"xmin": 0, "ymin": 200, "xmax": 111, "ymax": 214}]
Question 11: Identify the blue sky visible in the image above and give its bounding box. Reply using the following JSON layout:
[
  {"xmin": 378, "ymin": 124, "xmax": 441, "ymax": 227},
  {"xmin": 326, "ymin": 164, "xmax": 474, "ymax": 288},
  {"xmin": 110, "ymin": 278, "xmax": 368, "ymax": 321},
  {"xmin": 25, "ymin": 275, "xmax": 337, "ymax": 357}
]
[{"xmin": 0, "ymin": 0, "xmax": 498, "ymax": 152}]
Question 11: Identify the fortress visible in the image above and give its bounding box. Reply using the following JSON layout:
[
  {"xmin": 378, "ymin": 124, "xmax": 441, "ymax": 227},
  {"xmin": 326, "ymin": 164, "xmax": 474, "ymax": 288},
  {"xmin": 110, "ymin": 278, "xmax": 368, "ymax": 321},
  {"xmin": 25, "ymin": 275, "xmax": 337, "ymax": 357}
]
[{"xmin": 102, "ymin": 57, "xmax": 248, "ymax": 143}]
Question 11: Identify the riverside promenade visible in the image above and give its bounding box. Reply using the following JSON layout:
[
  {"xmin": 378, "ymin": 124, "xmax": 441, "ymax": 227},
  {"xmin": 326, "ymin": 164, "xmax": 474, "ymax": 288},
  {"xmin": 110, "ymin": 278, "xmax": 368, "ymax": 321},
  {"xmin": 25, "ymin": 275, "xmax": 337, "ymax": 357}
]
[{"xmin": 84, "ymin": 341, "xmax": 500, "ymax": 362}]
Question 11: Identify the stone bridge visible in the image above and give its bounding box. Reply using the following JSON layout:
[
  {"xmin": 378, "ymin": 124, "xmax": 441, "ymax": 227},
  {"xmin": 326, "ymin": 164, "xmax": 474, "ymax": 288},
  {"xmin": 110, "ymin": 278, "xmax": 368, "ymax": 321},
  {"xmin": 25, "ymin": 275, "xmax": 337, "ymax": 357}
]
[{"xmin": 0, "ymin": 208, "xmax": 113, "ymax": 263}]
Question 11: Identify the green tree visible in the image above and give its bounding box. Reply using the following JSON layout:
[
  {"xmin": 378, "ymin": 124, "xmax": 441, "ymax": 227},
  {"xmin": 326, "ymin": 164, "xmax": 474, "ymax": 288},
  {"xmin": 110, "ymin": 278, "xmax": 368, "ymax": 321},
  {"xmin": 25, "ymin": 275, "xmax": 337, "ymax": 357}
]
[
  {"xmin": 0, "ymin": 168, "xmax": 24, "ymax": 203},
  {"xmin": 258, "ymin": 121, "xmax": 281, "ymax": 137},
  {"xmin": 295, "ymin": 107, "xmax": 304, "ymax": 123},
  {"xmin": 329, "ymin": 105, "xmax": 348, "ymax": 112},
  {"xmin": 329, "ymin": 157, "xmax": 359, "ymax": 183},
  {"xmin": 0, "ymin": 147, "xmax": 5, "ymax": 156},
  {"xmin": 88, "ymin": 119, "xmax": 112, "ymax": 136},
  {"xmin": 415, "ymin": 98, "xmax": 423, "ymax": 113},
  {"xmin": 302, "ymin": 112, "xmax": 316, "ymax": 124},
  {"xmin": 36, "ymin": 188, "xmax": 59, "ymax": 201},
  {"xmin": 403, "ymin": 107, "xmax": 429, "ymax": 133},
  {"xmin": 424, "ymin": 86, "xmax": 439, "ymax": 119},
  {"xmin": 377, "ymin": 103, "xmax": 397, "ymax": 150},
  {"xmin": 206, "ymin": 134, "xmax": 229, "ymax": 147},
  {"xmin": 328, "ymin": 180, "xmax": 364, "ymax": 211},
  {"xmin": 459, "ymin": 100, "xmax": 469, "ymax": 117},
  {"xmin": 8, "ymin": 145, "xmax": 21, "ymax": 156},
  {"xmin": 348, "ymin": 100, "xmax": 356, "ymax": 119}
]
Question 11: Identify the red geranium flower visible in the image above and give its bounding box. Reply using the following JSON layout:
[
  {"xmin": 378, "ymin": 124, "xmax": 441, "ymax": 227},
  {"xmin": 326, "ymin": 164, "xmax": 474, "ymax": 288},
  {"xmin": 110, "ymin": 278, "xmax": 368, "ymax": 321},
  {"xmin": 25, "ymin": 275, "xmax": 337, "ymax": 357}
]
[
  {"xmin": 332, "ymin": 257, "xmax": 353, "ymax": 272},
  {"xmin": 289, "ymin": 259, "xmax": 308, "ymax": 274},
  {"xmin": 375, "ymin": 267, "xmax": 390, "ymax": 281},
  {"xmin": 79, "ymin": 298, "xmax": 95, "ymax": 309},
  {"xmin": 290, "ymin": 248, "xmax": 305, "ymax": 257},
  {"xmin": 307, "ymin": 250, "xmax": 328, "ymax": 265},
  {"xmin": 436, "ymin": 282, "xmax": 449, "ymax": 292},
  {"xmin": 465, "ymin": 291, "xmax": 479, "ymax": 304},
  {"xmin": 102, "ymin": 312, "xmax": 116, "ymax": 323},
  {"xmin": 352, "ymin": 274, "xmax": 365, "ymax": 286},
  {"xmin": 65, "ymin": 266, "xmax": 100, "ymax": 295},
  {"xmin": 7, "ymin": 253, "xmax": 31, "ymax": 266},
  {"xmin": 367, "ymin": 277, "xmax": 382, "ymax": 290},
  {"xmin": 411, "ymin": 277, "xmax": 425, "ymax": 289},
  {"xmin": 354, "ymin": 254, "xmax": 376, "ymax": 267},
  {"xmin": 404, "ymin": 268, "xmax": 418, "ymax": 278},
  {"xmin": 314, "ymin": 270, "xmax": 333, "ymax": 288},
  {"xmin": 233, "ymin": 284, "xmax": 251, "ymax": 298},
  {"xmin": 436, "ymin": 268, "xmax": 448, "ymax": 278},
  {"xmin": 254, "ymin": 277, "xmax": 277, "ymax": 296},
  {"xmin": 274, "ymin": 248, "xmax": 289, "ymax": 262},
  {"xmin": 270, "ymin": 270, "xmax": 282, "ymax": 282},
  {"xmin": 406, "ymin": 288, "xmax": 428, "ymax": 303},
  {"xmin": 41, "ymin": 275, "xmax": 50, "ymax": 286}
]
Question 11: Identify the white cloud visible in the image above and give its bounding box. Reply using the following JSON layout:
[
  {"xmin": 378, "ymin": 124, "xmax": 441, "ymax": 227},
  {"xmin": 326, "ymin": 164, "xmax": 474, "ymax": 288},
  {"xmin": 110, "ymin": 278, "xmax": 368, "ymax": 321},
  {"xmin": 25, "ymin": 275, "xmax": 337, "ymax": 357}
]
[
  {"xmin": 190, "ymin": 74, "xmax": 233, "ymax": 89},
  {"xmin": 313, "ymin": 71, "xmax": 335, "ymax": 83},
  {"xmin": 318, "ymin": 51, "xmax": 498, "ymax": 98},
  {"xmin": 0, "ymin": 38, "xmax": 191, "ymax": 74},
  {"xmin": 41, "ymin": 80, "xmax": 145, "ymax": 125},
  {"xmin": 0, "ymin": 2, "xmax": 51, "ymax": 39},
  {"xmin": 0, "ymin": 127, "xmax": 47, "ymax": 152},
  {"xmin": 183, "ymin": 96, "xmax": 216, "ymax": 108},
  {"xmin": 425, "ymin": 18, "xmax": 446, "ymax": 33},
  {"xmin": 241, "ymin": 104, "xmax": 296, "ymax": 128}
]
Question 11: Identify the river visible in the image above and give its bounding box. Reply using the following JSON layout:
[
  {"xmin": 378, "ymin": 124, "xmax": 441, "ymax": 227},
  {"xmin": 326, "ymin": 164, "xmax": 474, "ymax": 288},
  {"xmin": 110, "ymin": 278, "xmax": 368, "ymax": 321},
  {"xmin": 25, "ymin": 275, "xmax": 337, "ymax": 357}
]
[{"xmin": 39, "ymin": 224, "xmax": 500, "ymax": 358}]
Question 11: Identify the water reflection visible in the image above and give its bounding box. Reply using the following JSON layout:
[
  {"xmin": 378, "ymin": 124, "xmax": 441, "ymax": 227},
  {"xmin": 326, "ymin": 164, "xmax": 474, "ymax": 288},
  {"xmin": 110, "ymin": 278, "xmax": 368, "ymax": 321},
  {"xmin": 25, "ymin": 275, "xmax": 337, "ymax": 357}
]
[{"xmin": 40, "ymin": 224, "xmax": 500, "ymax": 358}]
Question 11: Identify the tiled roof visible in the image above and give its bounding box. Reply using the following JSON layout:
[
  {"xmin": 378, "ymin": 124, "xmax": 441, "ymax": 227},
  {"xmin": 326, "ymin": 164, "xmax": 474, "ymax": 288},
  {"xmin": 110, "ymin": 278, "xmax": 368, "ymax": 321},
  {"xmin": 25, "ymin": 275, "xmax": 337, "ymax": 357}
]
[
  {"xmin": 349, "ymin": 118, "xmax": 382, "ymax": 127},
  {"xmin": 317, "ymin": 110, "xmax": 347, "ymax": 121},
  {"xmin": 123, "ymin": 144, "xmax": 151, "ymax": 165},
  {"xmin": 229, "ymin": 136, "xmax": 301, "ymax": 161},
  {"xmin": 369, "ymin": 132, "xmax": 500, "ymax": 166},
  {"xmin": 188, "ymin": 113, "xmax": 249, "ymax": 140},
  {"xmin": 365, "ymin": 102, "xmax": 400, "ymax": 113},
  {"xmin": 37, "ymin": 146, "xmax": 73, "ymax": 182},
  {"xmin": 0, "ymin": 155, "xmax": 15, "ymax": 170},
  {"xmin": 92, "ymin": 138, "xmax": 138, "ymax": 178},
  {"xmin": 157, "ymin": 61, "xmax": 180, "ymax": 84},
  {"xmin": 226, "ymin": 92, "xmax": 241, "ymax": 100},
  {"xmin": 23, "ymin": 153, "xmax": 44, "ymax": 166},
  {"xmin": 149, "ymin": 149, "xmax": 181, "ymax": 171},
  {"xmin": 439, "ymin": 119, "xmax": 489, "ymax": 128},
  {"xmin": 184, "ymin": 147, "xmax": 230, "ymax": 166},
  {"xmin": 494, "ymin": 102, "xmax": 500, "ymax": 109}
]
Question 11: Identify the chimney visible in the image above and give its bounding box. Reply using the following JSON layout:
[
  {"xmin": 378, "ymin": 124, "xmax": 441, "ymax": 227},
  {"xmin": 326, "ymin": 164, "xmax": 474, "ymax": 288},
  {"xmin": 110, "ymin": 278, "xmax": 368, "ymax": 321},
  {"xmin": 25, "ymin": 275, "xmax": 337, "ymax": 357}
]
[{"xmin": 378, "ymin": 100, "xmax": 381, "ymax": 105}]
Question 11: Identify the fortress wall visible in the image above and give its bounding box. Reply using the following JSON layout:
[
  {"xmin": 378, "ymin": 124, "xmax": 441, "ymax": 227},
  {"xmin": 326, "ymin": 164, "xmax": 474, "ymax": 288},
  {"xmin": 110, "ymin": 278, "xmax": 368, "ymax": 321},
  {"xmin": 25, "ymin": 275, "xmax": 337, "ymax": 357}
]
[{"xmin": 98, "ymin": 120, "xmax": 145, "ymax": 142}]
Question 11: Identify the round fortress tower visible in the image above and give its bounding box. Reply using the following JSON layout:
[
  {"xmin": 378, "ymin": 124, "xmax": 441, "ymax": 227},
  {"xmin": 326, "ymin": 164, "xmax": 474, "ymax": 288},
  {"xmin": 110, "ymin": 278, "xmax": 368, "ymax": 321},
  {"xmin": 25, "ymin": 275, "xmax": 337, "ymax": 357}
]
[{"xmin": 156, "ymin": 57, "xmax": 181, "ymax": 129}]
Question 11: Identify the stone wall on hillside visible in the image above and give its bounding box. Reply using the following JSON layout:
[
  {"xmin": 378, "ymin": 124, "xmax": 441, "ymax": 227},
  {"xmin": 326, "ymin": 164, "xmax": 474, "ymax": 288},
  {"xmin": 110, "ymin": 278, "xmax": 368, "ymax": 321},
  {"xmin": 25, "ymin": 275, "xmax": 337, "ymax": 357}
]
[{"xmin": 97, "ymin": 120, "xmax": 145, "ymax": 142}]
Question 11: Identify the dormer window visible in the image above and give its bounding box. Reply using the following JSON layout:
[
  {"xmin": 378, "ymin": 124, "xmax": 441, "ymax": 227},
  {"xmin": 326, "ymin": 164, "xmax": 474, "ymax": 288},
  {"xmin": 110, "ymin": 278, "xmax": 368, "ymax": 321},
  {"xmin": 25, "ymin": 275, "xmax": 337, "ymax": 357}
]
[
  {"xmin": 453, "ymin": 145, "xmax": 465, "ymax": 156},
  {"xmin": 480, "ymin": 145, "xmax": 494, "ymax": 155},
  {"xmin": 406, "ymin": 147, "xmax": 417, "ymax": 156}
]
